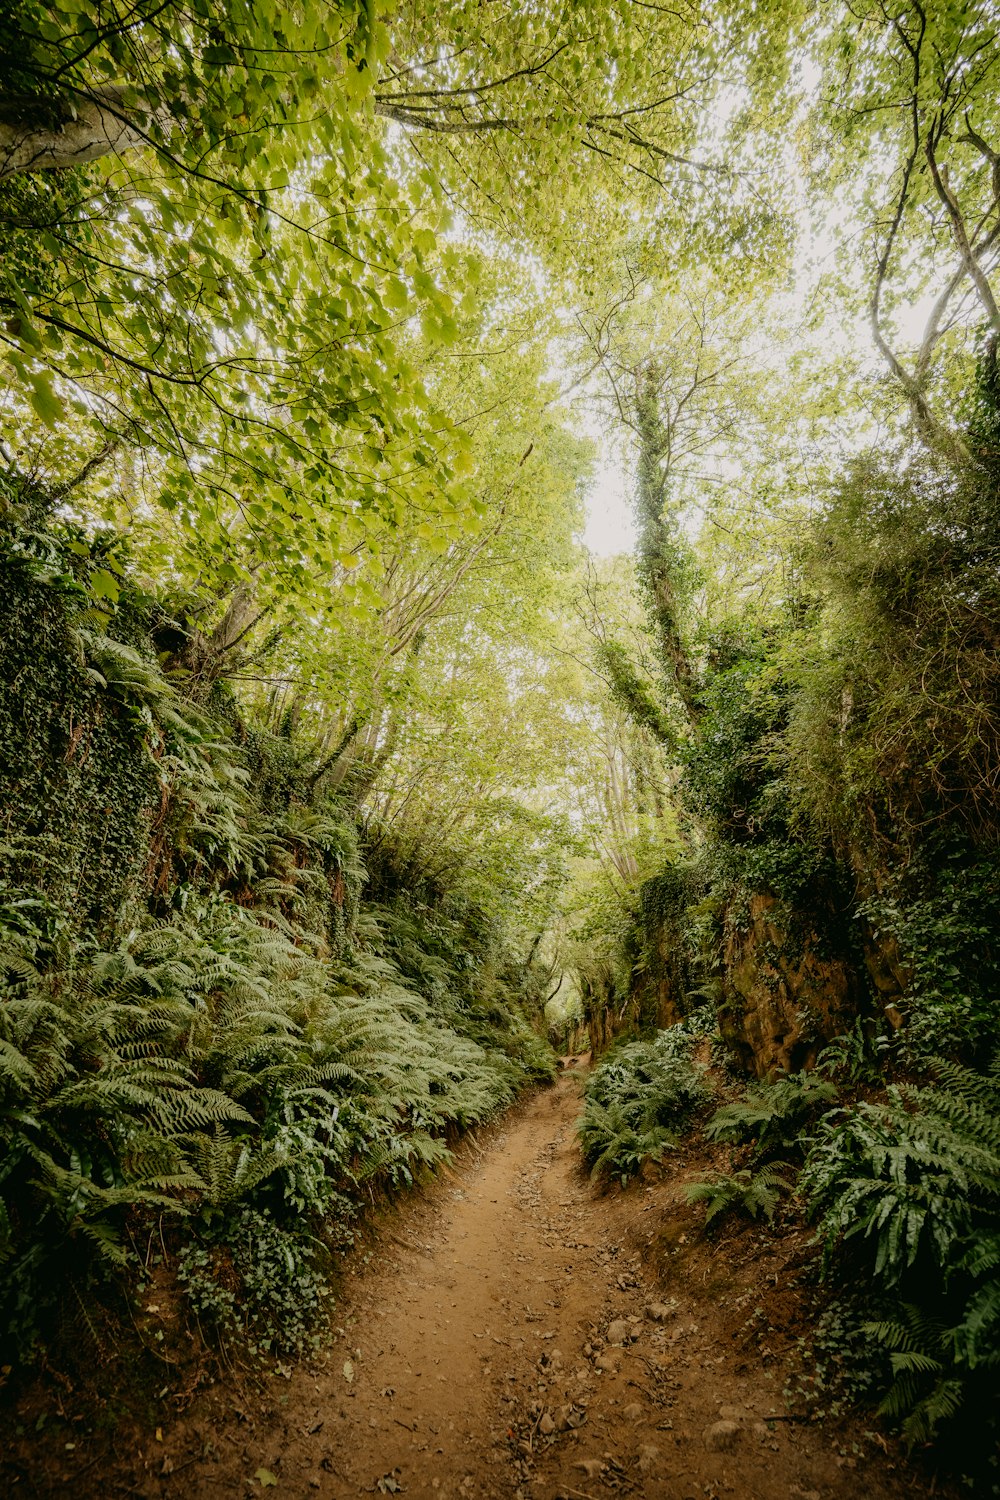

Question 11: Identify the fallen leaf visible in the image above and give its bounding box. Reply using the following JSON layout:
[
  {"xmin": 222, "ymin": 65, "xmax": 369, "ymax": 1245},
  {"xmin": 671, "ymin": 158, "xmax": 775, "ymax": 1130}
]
[{"xmin": 255, "ymin": 1468, "xmax": 278, "ymax": 1488}]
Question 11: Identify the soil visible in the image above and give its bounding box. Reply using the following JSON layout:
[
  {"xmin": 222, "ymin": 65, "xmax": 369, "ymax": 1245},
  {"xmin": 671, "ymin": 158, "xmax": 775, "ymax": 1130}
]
[{"xmin": 2, "ymin": 1064, "xmax": 941, "ymax": 1500}]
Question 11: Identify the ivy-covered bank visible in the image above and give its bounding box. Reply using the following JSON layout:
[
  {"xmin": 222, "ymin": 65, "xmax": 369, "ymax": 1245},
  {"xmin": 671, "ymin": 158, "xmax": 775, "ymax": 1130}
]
[
  {"xmin": 0, "ymin": 490, "xmax": 555, "ymax": 1369},
  {"xmin": 583, "ymin": 421, "xmax": 1000, "ymax": 1076}
]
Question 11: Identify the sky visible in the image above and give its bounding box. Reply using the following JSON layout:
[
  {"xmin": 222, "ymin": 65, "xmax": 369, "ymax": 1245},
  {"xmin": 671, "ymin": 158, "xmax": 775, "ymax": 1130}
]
[{"xmin": 582, "ymin": 448, "xmax": 635, "ymax": 557}]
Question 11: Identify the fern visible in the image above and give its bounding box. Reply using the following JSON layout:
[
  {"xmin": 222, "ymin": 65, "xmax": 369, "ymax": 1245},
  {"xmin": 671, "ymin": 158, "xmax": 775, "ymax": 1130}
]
[
  {"xmin": 1, "ymin": 825, "xmax": 553, "ymax": 1360},
  {"xmin": 686, "ymin": 1164, "xmax": 792, "ymax": 1226},
  {"xmin": 800, "ymin": 1056, "xmax": 1000, "ymax": 1456},
  {"xmin": 802, "ymin": 1060, "xmax": 1000, "ymax": 1285},
  {"xmin": 584, "ymin": 1029, "xmax": 711, "ymax": 1133},
  {"xmin": 578, "ymin": 1101, "xmax": 676, "ymax": 1186},
  {"xmin": 864, "ymin": 1309, "xmax": 966, "ymax": 1446},
  {"xmin": 705, "ymin": 1071, "xmax": 838, "ymax": 1158}
]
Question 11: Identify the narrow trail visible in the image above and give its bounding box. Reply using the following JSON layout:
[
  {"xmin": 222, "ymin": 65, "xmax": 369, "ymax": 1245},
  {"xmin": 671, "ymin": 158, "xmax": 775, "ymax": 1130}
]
[{"xmin": 147, "ymin": 1072, "xmax": 924, "ymax": 1500}]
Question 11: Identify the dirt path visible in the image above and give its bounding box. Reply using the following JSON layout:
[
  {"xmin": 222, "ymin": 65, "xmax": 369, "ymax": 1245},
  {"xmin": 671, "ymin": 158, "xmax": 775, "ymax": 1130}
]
[{"xmin": 127, "ymin": 1069, "xmax": 929, "ymax": 1500}]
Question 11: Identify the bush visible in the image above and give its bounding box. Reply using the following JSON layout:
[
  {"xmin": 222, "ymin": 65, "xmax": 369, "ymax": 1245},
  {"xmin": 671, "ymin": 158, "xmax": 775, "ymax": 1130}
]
[
  {"xmin": 800, "ymin": 1057, "xmax": 1000, "ymax": 1464},
  {"xmin": 685, "ymin": 1163, "xmax": 792, "ymax": 1226},
  {"xmin": 585, "ymin": 1029, "xmax": 710, "ymax": 1128},
  {"xmin": 578, "ymin": 1105, "xmax": 678, "ymax": 1187},
  {"xmin": 705, "ymin": 1071, "xmax": 838, "ymax": 1159},
  {"xmin": 857, "ymin": 839, "xmax": 1000, "ymax": 1066},
  {"xmin": 578, "ymin": 1027, "xmax": 710, "ymax": 1183},
  {"xmin": 178, "ymin": 1206, "xmax": 330, "ymax": 1358},
  {"xmin": 0, "ymin": 884, "xmax": 553, "ymax": 1361}
]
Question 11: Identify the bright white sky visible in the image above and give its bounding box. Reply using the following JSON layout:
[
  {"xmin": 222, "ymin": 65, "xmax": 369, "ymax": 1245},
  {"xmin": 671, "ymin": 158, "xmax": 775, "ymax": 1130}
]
[{"xmin": 582, "ymin": 448, "xmax": 635, "ymax": 556}]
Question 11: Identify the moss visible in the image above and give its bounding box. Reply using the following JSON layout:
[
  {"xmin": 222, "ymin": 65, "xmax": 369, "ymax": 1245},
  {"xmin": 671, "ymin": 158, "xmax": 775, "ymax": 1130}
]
[{"xmin": 0, "ymin": 540, "xmax": 159, "ymax": 939}]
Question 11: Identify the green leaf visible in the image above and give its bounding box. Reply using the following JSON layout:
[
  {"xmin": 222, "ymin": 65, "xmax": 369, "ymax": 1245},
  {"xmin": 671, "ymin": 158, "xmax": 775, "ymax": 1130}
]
[
  {"xmin": 90, "ymin": 569, "xmax": 121, "ymax": 604},
  {"xmin": 28, "ymin": 372, "xmax": 64, "ymax": 427}
]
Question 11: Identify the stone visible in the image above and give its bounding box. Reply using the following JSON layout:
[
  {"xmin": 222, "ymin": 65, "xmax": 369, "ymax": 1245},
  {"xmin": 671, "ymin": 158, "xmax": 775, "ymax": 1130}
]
[
  {"xmin": 644, "ymin": 1301, "xmax": 674, "ymax": 1323},
  {"xmin": 574, "ymin": 1459, "xmax": 605, "ymax": 1479},
  {"xmin": 554, "ymin": 1404, "xmax": 586, "ymax": 1432},
  {"xmin": 622, "ymin": 1402, "xmax": 644, "ymax": 1422},
  {"xmin": 703, "ymin": 1420, "xmax": 741, "ymax": 1452},
  {"xmin": 538, "ymin": 1413, "xmax": 556, "ymax": 1436},
  {"xmin": 637, "ymin": 1443, "xmax": 663, "ymax": 1476},
  {"xmin": 606, "ymin": 1319, "xmax": 631, "ymax": 1345},
  {"xmin": 594, "ymin": 1350, "xmax": 621, "ymax": 1374}
]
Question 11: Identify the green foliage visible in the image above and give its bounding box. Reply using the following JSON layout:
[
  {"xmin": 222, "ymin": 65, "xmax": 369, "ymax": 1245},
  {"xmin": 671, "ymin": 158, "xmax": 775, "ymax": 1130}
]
[
  {"xmin": 177, "ymin": 1207, "xmax": 330, "ymax": 1358},
  {"xmin": 684, "ymin": 623, "xmax": 842, "ymax": 907},
  {"xmin": 801, "ymin": 1058, "xmax": 1000, "ymax": 1458},
  {"xmin": 0, "ymin": 515, "xmax": 557, "ymax": 1365},
  {"xmin": 0, "ymin": 511, "xmax": 161, "ymax": 936},
  {"xmin": 578, "ymin": 1105, "xmax": 677, "ymax": 1188},
  {"xmin": 705, "ymin": 1072, "xmax": 839, "ymax": 1159},
  {"xmin": 685, "ymin": 1163, "xmax": 792, "ymax": 1226},
  {"xmin": 595, "ymin": 639, "xmax": 678, "ymax": 749},
  {"xmin": 0, "ymin": 877, "xmax": 550, "ymax": 1359},
  {"xmin": 1, "ymin": 0, "xmax": 478, "ymax": 599},
  {"xmin": 783, "ymin": 1292, "xmax": 892, "ymax": 1423},
  {"xmin": 815, "ymin": 1020, "xmax": 890, "ymax": 1087},
  {"xmin": 857, "ymin": 837, "xmax": 1000, "ymax": 1065},
  {"xmin": 584, "ymin": 1029, "xmax": 710, "ymax": 1127},
  {"xmin": 788, "ymin": 445, "xmax": 1000, "ymax": 849},
  {"xmin": 864, "ymin": 1306, "xmax": 973, "ymax": 1450},
  {"xmin": 579, "ymin": 1026, "xmax": 710, "ymax": 1183},
  {"xmin": 803, "ymin": 1059, "xmax": 1000, "ymax": 1285}
]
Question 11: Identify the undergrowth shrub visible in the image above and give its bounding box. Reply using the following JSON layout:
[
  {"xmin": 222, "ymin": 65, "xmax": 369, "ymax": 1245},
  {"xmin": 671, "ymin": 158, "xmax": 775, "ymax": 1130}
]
[
  {"xmin": 0, "ymin": 864, "xmax": 554, "ymax": 1362},
  {"xmin": 858, "ymin": 838, "xmax": 1000, "ymax": 1066},
  {"xmin": 705, "ymin": 1071, "xmax": 839, "ymax": 1159},
  {"xmin": 177, "ymin": 1206, "xmax": 330, "ymax": 1358},
  {"xmin": 815, "ymin": 1020, "xmax": 890, "ymax": 1086},
  {"xmin": 685, "ymin": 1163, "xmax": 792, "ymax": 1226},
  {"xmin": 578, "ymin": 1025, "xmax": 710, "ymax": 1183},
  {"xmin": 0, "ymin": 513, "xmax": 560, "ymax": 1368},
  {"xmin": 800, "ymin": 1057, "xmax": 1000, "ymax": 1469}
]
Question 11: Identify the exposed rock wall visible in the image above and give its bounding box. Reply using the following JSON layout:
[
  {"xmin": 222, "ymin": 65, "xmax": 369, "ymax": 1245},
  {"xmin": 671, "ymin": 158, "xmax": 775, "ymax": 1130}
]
[
  {"xmin": 586, "ymin": 875, "xmax": 905, "ymax": 1076},
  {"xmin": 719, "ymin": 893, "xmax": 865, "ymax": 1077}
]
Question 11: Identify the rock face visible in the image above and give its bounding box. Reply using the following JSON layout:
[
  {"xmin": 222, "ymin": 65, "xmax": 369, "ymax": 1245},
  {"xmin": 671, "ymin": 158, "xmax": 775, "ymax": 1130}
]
[
  {"xmin": 585, "ymin": 860, "xmax": 911, "ymax": 1076},
  {"xmin": 720, "ymin": 892, "xmax": 863, "ymax": 1077}
]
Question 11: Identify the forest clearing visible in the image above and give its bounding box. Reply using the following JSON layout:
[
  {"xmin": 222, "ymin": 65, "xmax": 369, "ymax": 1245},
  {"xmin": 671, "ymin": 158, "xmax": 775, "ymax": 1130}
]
[{"xmin": 1, "ymin": 0, "xmax": 999, "ymax": 1494}]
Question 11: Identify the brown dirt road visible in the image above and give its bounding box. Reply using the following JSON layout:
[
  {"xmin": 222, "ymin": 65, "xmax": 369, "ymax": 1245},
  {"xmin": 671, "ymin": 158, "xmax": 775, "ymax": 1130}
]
[{"xmin": 125, "ymin": 1068, "xmax": 930, "ymax": 1500}]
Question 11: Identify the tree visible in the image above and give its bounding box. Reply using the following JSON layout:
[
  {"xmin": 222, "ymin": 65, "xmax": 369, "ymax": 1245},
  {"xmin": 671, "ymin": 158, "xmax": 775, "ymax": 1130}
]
[
  {"xmin": 812, "ymin": 0, "xmax": 1000, "ymax": 458},
  {"xmin": 0, "ymin": 0, "xmax": 480, "ymax": 607}
]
